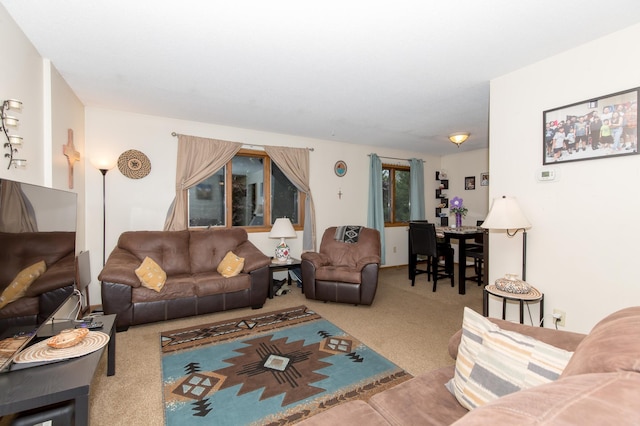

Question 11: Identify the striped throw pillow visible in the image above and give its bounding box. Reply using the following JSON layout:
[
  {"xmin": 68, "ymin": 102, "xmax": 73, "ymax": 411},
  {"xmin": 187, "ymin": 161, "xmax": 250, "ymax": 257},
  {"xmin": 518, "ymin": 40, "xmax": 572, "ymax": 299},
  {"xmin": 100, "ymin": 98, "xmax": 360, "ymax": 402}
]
[{"xmin": 451, "ymin": 307, "xmax": 573, "ymax": 410}]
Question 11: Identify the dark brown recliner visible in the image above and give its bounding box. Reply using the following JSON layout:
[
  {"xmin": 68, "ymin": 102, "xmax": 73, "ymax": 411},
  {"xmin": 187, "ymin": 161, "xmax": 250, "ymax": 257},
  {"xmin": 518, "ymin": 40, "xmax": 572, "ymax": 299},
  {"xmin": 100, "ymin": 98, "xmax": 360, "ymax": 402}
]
[{"xmin": 301, "ymin": 226, "xmax": 381, "ymax": 305}]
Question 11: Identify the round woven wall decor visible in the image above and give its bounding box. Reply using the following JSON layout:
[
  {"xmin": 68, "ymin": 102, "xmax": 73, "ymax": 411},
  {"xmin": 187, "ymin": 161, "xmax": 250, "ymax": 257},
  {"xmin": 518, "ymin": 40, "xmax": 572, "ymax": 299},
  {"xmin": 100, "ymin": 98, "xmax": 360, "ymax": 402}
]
[{"xmin": 117, "ymin": 149, "xmax": 151, "ymax": 179}]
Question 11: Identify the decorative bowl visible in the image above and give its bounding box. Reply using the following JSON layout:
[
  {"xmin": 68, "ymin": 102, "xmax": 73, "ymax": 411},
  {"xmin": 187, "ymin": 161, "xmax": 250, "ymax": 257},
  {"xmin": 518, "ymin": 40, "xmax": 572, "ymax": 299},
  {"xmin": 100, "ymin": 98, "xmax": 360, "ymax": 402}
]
[
  {"xmin": 494, "ymin": 274, "xmax": 531, "ymax": 294},
  {"xmin": 47, "ymin": 327, "xmax": 89, "ymax": 349}
]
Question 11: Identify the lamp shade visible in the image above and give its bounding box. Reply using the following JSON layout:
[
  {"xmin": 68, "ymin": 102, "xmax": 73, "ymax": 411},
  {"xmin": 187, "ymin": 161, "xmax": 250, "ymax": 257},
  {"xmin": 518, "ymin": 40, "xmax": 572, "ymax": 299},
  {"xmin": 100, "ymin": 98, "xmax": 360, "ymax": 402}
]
[
  {"xmin": 481, "ymin": 196, "xmax": 531, "ymax": 230},
  {"xmin": 269, "ymin": 218, "xmax": 296, "ymax": 239},
  {"xmin": 90, "ymin": 157, "xmax": 117, "ymax": 171}
]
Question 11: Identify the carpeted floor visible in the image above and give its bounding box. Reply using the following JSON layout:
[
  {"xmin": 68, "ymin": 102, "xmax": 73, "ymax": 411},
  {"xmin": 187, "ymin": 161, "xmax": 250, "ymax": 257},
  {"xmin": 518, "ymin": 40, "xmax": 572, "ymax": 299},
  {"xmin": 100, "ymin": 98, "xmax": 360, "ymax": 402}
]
[{"xmin": 89, "ymin": 266, "xmax": 483, "ymax": 425}]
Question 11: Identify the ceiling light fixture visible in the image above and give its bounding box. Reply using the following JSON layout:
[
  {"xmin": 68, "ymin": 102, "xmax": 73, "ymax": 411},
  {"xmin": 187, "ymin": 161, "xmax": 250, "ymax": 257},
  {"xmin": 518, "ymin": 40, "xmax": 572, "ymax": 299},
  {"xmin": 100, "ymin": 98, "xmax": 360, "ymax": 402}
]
[{"xmin": 448, "ymin": 132, "xmax": 470, "ymax": 147}]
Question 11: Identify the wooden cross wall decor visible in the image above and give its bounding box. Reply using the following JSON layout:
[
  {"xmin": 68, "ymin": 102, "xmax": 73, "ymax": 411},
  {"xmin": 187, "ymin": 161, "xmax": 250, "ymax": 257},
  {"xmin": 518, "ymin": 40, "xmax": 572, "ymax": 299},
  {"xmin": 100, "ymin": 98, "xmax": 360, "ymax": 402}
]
[{"xmin": 63, "ymin": 128, "xmax": 81, "ymax": 189}]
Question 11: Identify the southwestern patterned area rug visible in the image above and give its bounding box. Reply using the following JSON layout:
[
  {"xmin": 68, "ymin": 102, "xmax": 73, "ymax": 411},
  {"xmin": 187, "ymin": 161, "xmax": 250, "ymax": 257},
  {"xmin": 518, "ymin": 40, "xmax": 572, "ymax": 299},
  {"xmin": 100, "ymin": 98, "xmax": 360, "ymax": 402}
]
[{"xmin": 161, "ymin": 305, "xmax": 411, "ymax": 425}]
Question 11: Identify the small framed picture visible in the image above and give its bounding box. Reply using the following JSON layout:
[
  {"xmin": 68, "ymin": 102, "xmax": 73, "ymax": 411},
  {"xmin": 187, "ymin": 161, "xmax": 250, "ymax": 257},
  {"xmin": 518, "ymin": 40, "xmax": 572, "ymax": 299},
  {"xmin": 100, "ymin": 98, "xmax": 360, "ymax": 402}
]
[
  {"xmin": 465, "ymin": 176, "xmax": 476, "ymax": 190},
  {"xmin": 334, "ymin": 160, "xmax": 347, "ymax": 177},
  {"xmin": 480, "ymin": 173, "xmax": 489, "ymax": 186}
]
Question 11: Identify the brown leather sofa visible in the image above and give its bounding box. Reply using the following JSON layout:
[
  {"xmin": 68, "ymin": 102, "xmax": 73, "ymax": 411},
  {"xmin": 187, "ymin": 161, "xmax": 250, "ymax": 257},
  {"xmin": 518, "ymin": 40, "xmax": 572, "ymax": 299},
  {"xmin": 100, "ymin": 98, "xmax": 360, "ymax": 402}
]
[
  {"xmin": 301, "ymin": 226, "xmax": 381, "ymax": 305},
  {"xmin": 0, "ymin": 232, "xmax": 76, "ymax": 329},
  {"xmin": 98, "ymin": 228, "xmax": 271, "ymax": 330},
  {"xmin": 298, "ymin": 306, "xmax": 640, "ymax": 425}
]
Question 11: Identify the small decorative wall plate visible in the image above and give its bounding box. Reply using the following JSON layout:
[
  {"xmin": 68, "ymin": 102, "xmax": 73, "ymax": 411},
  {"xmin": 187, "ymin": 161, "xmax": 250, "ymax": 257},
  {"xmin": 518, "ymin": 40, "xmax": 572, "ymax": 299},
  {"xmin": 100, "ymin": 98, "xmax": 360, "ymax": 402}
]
[
  {"xmin": 118, "ymin": 149, "xmax": 151, "ymax": 179},
  {"xmin": 334, "ymin": 160, "xmax": 347, "ymax": 177}
]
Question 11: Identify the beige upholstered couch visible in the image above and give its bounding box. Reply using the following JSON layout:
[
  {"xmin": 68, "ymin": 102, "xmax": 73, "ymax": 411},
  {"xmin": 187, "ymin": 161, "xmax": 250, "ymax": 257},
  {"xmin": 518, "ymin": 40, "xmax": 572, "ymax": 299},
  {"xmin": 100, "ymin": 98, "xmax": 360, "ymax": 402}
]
[
  {"xmin": 98, "ymin": 228, "xmax": 271, "ymax": 330},
  {"xmin": 299, "ymin": 306, "xmax": 640, "ymax": 425}
]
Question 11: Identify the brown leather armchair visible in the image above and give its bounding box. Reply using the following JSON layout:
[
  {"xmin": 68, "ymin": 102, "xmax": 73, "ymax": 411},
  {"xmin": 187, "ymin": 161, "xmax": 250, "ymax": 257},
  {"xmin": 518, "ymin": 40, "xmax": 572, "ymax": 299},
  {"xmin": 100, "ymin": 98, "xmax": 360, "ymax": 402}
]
[{"xmin": 301, "ymin": 226, "xmax": 381, "ymax": 305}]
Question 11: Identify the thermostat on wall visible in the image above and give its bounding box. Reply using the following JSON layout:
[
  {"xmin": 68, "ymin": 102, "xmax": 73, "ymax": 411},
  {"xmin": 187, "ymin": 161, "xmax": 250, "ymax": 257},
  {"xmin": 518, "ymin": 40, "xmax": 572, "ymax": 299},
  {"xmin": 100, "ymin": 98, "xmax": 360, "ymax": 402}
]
[{"xmin": 536, "ymin": 168, "xmax": 558, "ymax": 182}]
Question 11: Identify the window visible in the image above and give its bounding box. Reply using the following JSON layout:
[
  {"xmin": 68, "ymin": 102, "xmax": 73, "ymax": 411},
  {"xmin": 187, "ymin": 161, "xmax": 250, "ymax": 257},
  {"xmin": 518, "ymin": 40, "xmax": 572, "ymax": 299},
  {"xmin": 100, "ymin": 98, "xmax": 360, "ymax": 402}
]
[
  {"xmin": 188, "ymin": 149, "xmax": 304, "ymax": 229},
  {"xmin": 382, "ymin": 164, "xmax": 410, "ymax": 225}
]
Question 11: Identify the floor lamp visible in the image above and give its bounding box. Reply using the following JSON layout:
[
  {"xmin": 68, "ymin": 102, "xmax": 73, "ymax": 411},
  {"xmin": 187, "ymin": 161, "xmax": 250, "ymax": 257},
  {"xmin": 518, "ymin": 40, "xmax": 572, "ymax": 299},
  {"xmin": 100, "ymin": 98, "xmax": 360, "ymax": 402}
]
[
  {"xmin": 91, "ymin": 159, "xmax": 115, "ymax": 266},
  {"xmin": 481, "ymin": 196, "xmax": 531, "ymax": 281}
]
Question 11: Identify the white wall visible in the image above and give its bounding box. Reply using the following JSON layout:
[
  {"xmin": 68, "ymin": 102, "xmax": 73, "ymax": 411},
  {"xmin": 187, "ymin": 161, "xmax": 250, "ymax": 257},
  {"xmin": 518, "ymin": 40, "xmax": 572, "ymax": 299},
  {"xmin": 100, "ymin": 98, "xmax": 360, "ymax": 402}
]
[
  {"xmin": 85, "ymin": 107, "xmax": 445, "ymax": 304},
  {"xmin": 439, "ymin": 149, "xmax": 490, "ymax": 262},
  {"xmin": 489, "ymin": 23, "xmax": 640, "ymax": 333},
  {"xmin": 0, "ymin": 5, "xmax": 44, "ymax": 184},
  {"xmin": 440, "ymin": 149, "xmax": 489, "ymax": 226},
  {"xmin": 50, "ymin": 63, "xmax": 86, "ymax": 250},
  {"xmin": 1, "ymin": 2, "xmax": 87, "ymax": 262}
]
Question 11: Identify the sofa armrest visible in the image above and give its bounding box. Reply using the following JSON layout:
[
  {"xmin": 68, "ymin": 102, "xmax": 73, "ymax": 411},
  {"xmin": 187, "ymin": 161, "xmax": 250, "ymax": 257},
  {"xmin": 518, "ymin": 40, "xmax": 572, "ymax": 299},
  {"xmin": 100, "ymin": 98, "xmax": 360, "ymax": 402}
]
[
  {"xmin": 234, "ymin": 240, "xmax": 271, "ymax": 272},
  {"xmin": 356, "ymin": 255, "xmax": 381, "ymax": 271},
  {"xmin": 300, "ymin": 251, "xmax": 330, "ymax": 268},
  {"xmin": 97, "ymin": 248, "xmax": 142, "ymax": 288},
  {"xmin": 448, "ymin": 317, "xmax": 587, "ymax": 359}
]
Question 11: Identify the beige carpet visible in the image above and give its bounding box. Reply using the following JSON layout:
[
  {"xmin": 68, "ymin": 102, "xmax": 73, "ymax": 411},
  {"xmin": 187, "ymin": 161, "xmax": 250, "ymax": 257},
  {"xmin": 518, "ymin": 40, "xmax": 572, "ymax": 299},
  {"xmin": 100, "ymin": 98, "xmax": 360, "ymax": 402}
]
[{"xmin": 89, "ymin": 266, "xmax": 483, "ymax": 425}]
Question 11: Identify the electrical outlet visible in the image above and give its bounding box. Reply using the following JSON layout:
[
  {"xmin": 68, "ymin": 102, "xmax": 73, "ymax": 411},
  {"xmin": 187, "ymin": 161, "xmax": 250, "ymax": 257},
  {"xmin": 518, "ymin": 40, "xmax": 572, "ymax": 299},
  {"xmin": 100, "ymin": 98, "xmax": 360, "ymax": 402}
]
[
  {"xmin": 553, "ymin": 309, "xmax": 566, "ymax": 327},
  {"xmin": 393, "ymin": 246, "xmax": 397, "ymax": 253}
]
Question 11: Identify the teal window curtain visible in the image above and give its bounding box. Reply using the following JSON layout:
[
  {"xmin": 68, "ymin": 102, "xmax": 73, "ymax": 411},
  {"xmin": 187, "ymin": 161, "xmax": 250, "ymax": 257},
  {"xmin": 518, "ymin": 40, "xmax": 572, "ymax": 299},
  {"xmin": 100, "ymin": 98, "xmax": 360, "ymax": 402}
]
[
  {"xmin": 367, "ymin": 153, "xmax": 386, "ymax": 265},
  {"xmin": 409, "ymin": 158, "xmax": 425, "ymax": 220}
]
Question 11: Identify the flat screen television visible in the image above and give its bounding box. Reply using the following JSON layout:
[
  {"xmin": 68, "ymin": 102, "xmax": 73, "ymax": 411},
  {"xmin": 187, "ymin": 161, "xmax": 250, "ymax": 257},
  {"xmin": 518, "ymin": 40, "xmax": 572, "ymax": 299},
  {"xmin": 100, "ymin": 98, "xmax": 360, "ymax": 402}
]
[{"xmin": 0, "ymin": 178, "xmax": 78, "ymax": 372}]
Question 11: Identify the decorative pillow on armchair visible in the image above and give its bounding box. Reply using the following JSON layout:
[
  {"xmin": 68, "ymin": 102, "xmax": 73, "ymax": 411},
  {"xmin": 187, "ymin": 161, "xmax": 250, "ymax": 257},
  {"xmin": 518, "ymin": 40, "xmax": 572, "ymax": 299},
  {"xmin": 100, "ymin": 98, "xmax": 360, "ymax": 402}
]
[
  {"xmin": 135, "ymin": 256, "xmax": 167, "ymax": 292},
  {"xmin": 448, "ymin": 307, "xmax": 573, "ymax": 410},
  {"xmin": 0, "ymin": 260, "xmax": 47, "ymax": 309},
  {"xmin": 217, "ymin": 251, "xmax": 245, "ymax": 278}
]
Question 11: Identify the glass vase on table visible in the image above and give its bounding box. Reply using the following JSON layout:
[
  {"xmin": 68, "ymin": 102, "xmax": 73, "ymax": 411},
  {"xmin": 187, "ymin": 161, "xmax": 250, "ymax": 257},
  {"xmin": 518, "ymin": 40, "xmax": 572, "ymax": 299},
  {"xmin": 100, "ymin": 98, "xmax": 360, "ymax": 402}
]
[{"xmin": 455, "ymin": 213, "xmax": 462, "ymax": 228}]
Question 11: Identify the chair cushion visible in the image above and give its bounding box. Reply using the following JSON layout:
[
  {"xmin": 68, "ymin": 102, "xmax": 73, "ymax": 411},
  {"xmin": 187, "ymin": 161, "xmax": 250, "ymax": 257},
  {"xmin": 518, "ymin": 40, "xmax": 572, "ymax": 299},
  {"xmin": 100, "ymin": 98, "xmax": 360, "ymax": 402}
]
[
  {"xmin": 0, "ymin": 260, "xmax": 47, "ymax": 309},
  {"xmin": 131, "ymin": 275, "xmax": 196, "ymax": 303},
  {"xmin": 217, "ymin": 251, "xmax": 245, "ymax": 278},
  {"xmin": 296, "ymin": 400, "xmax": 390, "ymax": 426},
  {"xmin": 135, "ymin": 256, "xmax": 167, "ymax": 292},
  {"xmin": 189, "ymin": 228, "xmax": 249, "ymax": 274},
  {"xmin": 193, "ymin": 272, "xmax": 251, "ymax": 297},
  {"xmin": 561, "ymin": 306, "xmax": 640, "ymax": 377},
  {"xmin": 318, "ymin": 227, "xmax": 381, "ymax": 269},
  {"xmin": 117, "ymin": 230, "xmax": 191, "ymax": 275},
  {"xmin": 369, "ymin": 366, "xmax": 469, "ymax": 426},
  {"xmin": 315, "ymin": 266, "xmax": 362, "ymax": 284},
  {"xmin": 453, "ymin": 372, "xmax": 640, "ymax": 425},
  {"xmin": 450, "ymin": 307, "xmax": 572, "ymax": 410}
]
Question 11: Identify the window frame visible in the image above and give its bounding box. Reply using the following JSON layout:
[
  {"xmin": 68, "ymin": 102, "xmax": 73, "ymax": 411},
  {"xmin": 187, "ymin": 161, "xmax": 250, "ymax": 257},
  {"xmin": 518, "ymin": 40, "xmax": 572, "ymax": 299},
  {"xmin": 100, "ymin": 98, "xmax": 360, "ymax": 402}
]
[
  {"xmin": 189, "ymin": 148, "xmax": 305, "ymax": 232},
  {"xmin": 382, "ymin": 163, "xmax": 411, "ymax": 227}
]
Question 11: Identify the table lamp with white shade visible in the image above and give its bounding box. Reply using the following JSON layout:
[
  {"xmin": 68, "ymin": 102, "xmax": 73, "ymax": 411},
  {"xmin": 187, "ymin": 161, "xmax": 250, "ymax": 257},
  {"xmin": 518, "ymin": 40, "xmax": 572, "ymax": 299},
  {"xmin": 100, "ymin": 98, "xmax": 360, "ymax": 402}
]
[
  {"xmin": 481, "ymin": 196, "xmax": 532, "ymax": 280},
  {"xmin": 269, "ymin": 218, "xmax": 297, "ymax": 263}
]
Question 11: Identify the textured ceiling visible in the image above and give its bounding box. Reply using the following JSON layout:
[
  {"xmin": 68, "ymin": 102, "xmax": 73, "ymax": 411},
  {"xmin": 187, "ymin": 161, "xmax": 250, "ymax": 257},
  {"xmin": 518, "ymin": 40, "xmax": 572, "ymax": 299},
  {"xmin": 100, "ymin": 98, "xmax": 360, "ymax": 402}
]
[{"xmin": 3, "ymin": 0, "xmax": 640, "ymax": 155}]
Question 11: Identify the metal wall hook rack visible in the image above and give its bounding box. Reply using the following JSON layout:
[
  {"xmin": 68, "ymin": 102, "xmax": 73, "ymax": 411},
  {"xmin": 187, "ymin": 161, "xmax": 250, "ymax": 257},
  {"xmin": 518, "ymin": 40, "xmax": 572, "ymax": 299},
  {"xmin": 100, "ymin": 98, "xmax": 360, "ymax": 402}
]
[{"xmin": 1, "ymin": 99, "xmax": 26, "ymax": 169}]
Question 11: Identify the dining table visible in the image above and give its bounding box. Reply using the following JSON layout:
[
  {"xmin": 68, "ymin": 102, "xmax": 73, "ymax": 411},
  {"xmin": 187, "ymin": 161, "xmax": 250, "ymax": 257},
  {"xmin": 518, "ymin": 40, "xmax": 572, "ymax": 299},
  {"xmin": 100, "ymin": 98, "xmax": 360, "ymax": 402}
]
[{"xmin": 436, "ymin": 226, "xmax": 484, "ymax": 295}]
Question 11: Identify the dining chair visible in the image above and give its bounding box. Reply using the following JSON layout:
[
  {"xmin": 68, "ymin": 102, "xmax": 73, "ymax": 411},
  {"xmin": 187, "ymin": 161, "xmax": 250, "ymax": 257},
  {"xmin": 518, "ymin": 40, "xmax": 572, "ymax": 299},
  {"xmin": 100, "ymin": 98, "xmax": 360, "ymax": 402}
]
[
  {"xmin": 466, "ymin": 223, "xmax": 487, "ymax": 286},
  {"xmin": 408, "ymin": 222, "xmax": 454, "ymax": 291}
]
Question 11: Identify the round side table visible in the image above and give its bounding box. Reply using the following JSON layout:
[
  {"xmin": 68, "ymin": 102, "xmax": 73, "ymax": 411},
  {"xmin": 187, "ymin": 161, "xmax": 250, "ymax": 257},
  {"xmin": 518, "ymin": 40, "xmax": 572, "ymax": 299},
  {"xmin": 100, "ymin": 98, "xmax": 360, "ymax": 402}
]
[{"xmin": 483, "ymin": 284, "xmax": 544, "ymax": 326}]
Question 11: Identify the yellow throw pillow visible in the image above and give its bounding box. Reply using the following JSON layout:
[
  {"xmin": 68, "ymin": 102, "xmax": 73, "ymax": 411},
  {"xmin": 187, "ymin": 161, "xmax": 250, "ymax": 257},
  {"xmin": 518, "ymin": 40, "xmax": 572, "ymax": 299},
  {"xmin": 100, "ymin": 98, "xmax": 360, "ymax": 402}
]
[
  {"xmin": 135, "ymin": 257, "xmax": 167, "ymax": 292},
  {"xmin": 217, "ymin": 251, "xmax": 245, "ymax": 278},
  {"xmin": 0, "ymin": 260, "xmax": 47, "ymax": 309}
]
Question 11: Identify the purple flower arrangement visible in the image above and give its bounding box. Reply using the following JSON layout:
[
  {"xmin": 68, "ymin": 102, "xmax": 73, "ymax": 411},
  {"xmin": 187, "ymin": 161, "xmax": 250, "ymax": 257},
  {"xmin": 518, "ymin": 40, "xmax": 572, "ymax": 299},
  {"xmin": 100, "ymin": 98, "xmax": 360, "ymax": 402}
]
[{"xmin": 449, "ymin": 196, "xmax": 468, "ymax": 216}]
